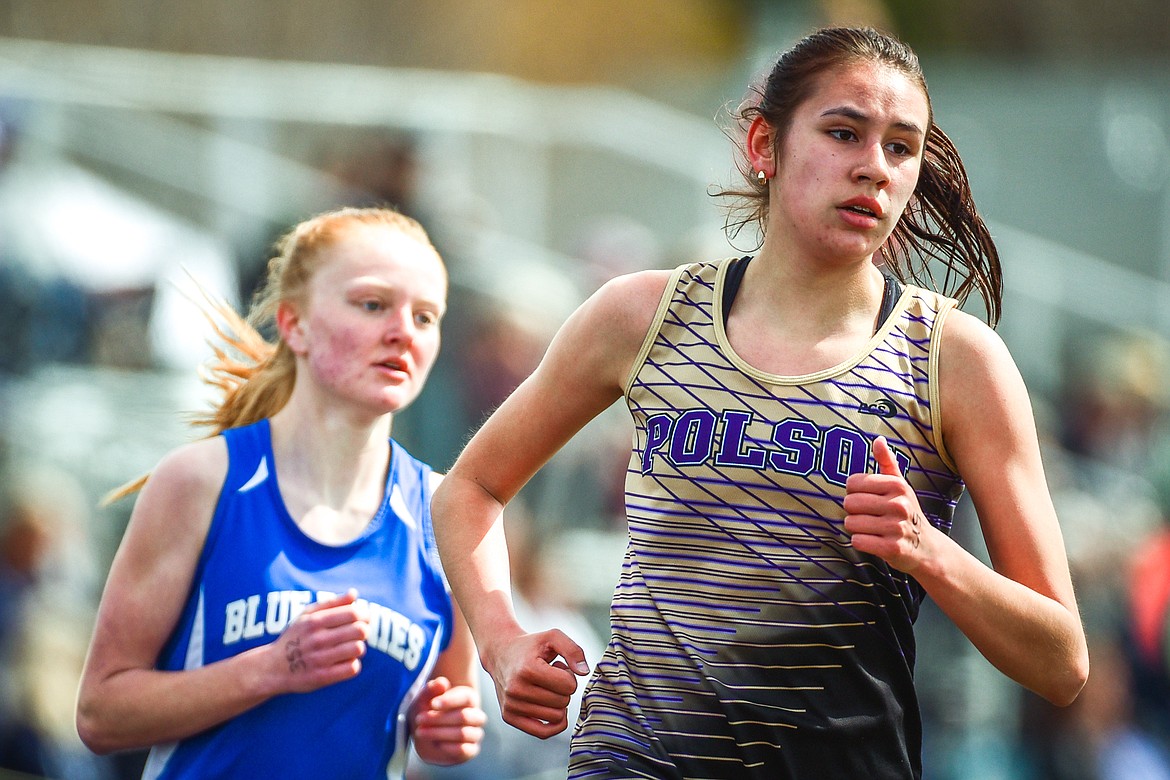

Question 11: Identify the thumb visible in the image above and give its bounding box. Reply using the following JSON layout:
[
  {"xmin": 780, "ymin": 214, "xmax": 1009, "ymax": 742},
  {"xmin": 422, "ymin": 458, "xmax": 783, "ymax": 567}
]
[
  {"xmin": 544, "ymin": 630, "xmax": 590, "ymax": 677},
  {"xmin": 425, "ymin": 676, "xmax": 453, "ymax": 696},
  {"xmin": 873, "ymin": 436, "xmax": 902, "ymax": 476},
  {"xmin": 416, "ymin": 676, "xmax": 451, "ymax": 709}
]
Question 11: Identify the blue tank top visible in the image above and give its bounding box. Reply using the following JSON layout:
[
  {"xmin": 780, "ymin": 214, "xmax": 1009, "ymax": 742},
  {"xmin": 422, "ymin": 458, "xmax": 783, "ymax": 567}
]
[{"xmin": 143, "ymin": 419, "xmax": 453, "ymax": 780}]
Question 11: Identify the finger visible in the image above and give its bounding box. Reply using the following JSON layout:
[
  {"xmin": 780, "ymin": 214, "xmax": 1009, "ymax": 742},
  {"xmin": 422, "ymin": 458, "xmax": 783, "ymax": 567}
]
[
  {"xmin": 538, "ymin": 631, "xmax": 590, "ymax": 677},
  {"xmin": 496, "ymin": 672, "xmax": 573, "ymax": 719},
  {"xmin": 286, "ymin": 639, "xmax": 367, "ymax": 680},
  {"xmin": 502, "ymin": 709, "xmax": 570, "ymax": 739},
  {"xmin": 303, "ymin": 589, "xmax": 359, "ymax": 613},
  {"xmin": 414, "ymin": 733, "xmax": 483, "ymax": 766},
  {"xmin": 872, "ymin": 436, "xmax": 902, "ymax": 477},
  {"xmin": 297, "ymin": 618, "xmax": 370, "ymax": 652},
  {"xmin": 842, "ymin": 489, "xmax": 888, "ymax": 514},
  {"xmin": 297, "ymin": 657, "xmax": 364, "ymax": 689},
  {"xmin": 501, "ymin": 674, "xmax": 574, "ymax": 712},
  {"xmin": 414, "ymin": 723, "xmax": 486, "ymax": 744},
  {"xmin": 301, "ymin": 604, "xmax": 371, "ymax": 635},
  {"xmin": 426, "ymin": 683, "xmax": 480, "ymax": 712},
  {"xmin": 519, "ymin": 664, "xmax": 580, "ymax": 700},
  {"xmin": 422, "ymin": 676, "xmax": 453, "ymax": 699},
  {"xmin": 842, "ymin": 512, "xmax": 881, "ymax": 536},
  {"xmin": 415, "ymin": 706, "xmax": 488, "ymax": 730}
]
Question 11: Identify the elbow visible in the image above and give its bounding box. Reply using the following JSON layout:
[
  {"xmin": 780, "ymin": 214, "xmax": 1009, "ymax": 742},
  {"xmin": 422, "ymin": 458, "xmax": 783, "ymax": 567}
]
[
  {"xmin": 75, "ymin": 694, "xmax": 124, "ymax": 756},
  {"xmin": 1038, "ymin": 648, "xmax": 1091, "ymax": 708},
  {"xmin": 76, "ymin": 713, "xmax": 114, "ymax": 756}
]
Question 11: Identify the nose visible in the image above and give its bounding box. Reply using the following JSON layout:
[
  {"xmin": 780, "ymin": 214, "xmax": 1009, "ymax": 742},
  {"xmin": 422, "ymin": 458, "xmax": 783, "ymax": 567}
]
[
  {"xmin": 383, "ymin": 305, "xmax": 416, "ymax": 345},
  {"xmin": 853, "ymin": 142, "xmax": 891, "ymax": 188}
]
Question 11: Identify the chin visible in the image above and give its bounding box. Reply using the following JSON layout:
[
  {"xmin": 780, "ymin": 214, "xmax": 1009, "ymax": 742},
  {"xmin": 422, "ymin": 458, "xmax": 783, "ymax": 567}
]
[{"xmin": 378, "ymin": 389, "xmax": 418, "ymax": 414}]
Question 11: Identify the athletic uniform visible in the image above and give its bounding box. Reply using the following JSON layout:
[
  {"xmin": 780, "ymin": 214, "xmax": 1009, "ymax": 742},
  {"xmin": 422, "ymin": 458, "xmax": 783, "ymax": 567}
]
[
  {"xmin": 569, "ymin": 258, "xmax": 965, "ymax": 779},
  {"xmin": 142, "ymin": 419, "xmax": 452, "ymax": 780}
]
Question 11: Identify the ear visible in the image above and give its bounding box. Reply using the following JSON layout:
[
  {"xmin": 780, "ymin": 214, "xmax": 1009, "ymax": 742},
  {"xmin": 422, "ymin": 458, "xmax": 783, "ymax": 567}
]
[
  {"xmin": 276, "ymin": 300, "xmax": 307, "ymax": 356},
  {"xmin": 746, "ymin": 116, "xmax": 777, "ymax": 178}
]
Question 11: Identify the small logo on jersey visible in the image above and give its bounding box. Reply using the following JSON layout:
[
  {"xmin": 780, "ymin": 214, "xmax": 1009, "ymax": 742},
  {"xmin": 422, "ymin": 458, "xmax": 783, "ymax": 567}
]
[
  {"xmin": 238, "ymin": 457, "xmax": 270, "ymax": 492},
  {"xmin": 859, "ymin": 398, "xmax": 898, "ymax": 418}
]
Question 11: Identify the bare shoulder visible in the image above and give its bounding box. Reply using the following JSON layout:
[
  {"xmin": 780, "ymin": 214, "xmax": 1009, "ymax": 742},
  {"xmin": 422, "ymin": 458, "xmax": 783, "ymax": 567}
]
[
  {"xmin": 150, "ymin": 435, "xmax": 229, "ymax": 501},
  {"xmin": 937, "ymin": 308, "xmax": 1037, "ymax": 457},
  {"xmin": 547, "ymin": 268, "xmax": 677, "ymax": 389},
  {"xmin": 129, "ymin": 435, "xmax": 228, "ymax": 543},
  {"xmin": 938, "ymin": 308, "xmax": 1016, "ymax": 377},
  {"xmin": 581, "ymin": 268, "xmax": 676, "ymax": 340}
]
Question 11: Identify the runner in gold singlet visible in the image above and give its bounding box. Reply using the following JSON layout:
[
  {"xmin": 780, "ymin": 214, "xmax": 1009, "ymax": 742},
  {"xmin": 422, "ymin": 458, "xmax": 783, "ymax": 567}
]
[{"xmin": 431, "ymin": 26, "xmax": 1089, "ymax": 780}]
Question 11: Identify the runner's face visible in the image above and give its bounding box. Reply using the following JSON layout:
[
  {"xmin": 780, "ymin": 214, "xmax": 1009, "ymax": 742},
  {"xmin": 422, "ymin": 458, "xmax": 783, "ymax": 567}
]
[
  {"xmin": 287, "ymin": 224, "xmax": 446, "ymax": 416},
  {"xmin": 770, "ymin": 61, "xmax": 929, "ymax": 265}
]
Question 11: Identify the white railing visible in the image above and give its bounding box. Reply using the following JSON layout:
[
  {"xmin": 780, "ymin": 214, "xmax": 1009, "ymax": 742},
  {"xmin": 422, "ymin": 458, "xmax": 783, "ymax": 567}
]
[{"xmin": 2, "ymin": 36, "xmax": 1168, "ymax": 355}]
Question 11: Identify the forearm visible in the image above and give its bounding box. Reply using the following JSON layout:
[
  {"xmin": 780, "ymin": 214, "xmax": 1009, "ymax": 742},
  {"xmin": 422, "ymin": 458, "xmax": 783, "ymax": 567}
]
[
  {"xmin": 431, "ymin": 474, "xmax": 524, "ymax": 656},
  {"xmin": 77, "ymin": 643, "xmax": 278, "ymax": 754},
  {"xmin": 915, "ymin": 536, "xmax": 1088, "ymax": 705}
]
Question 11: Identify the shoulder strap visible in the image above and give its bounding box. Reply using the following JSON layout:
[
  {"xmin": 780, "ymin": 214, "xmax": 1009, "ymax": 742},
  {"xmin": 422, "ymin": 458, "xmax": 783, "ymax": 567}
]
[
  {"xmin": 877, "ymin": 273, "xmax": 903, "ymax": 330},
  {"xmin": 721, "ymin": 255, "xmax": 752, "ymax": 326}
]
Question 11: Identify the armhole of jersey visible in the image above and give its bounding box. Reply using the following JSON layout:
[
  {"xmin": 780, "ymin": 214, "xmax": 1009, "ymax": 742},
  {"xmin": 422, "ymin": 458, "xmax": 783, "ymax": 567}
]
[
  {"xmin": 423, "ymin": 468, "xmax": 455, "ymax": 652},
  {"xmin": 929, "ymin": 297, "xmax": 961, "ymax": 473},
  {"xmin": 423, "ymin": 469, "xmax": 446, "ymax": 582},
  {"xmin": 415, "ymin": 458, "xmax": 442, "ymax": 572},
  {"xmin": 622, "ymin": 263, "xmax": 691, "ymax": 396}
]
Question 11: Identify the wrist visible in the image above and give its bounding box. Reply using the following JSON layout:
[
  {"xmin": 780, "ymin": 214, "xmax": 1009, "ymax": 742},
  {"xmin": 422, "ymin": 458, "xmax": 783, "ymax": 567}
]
[{"xmin": 238, "ymin": 641, "xmax": 284, "ymax": 702}]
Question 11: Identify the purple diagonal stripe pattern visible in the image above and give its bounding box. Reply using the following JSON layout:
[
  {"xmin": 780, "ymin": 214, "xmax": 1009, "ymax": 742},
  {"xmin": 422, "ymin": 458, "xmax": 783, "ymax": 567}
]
[{"xmin": 569, "ymin": 259, "xmax": 966, "ymax": 779}]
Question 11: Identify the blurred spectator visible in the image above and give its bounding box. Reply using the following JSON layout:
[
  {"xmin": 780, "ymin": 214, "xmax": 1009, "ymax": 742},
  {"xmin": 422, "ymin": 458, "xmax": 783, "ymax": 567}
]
[
  {"xmin": 238, "ymin": 131, "xmax": 433, "ymax": 308},
  {"xmin": 0, "ymin": 113, "xmax": 238, "ymax": 373},
  {"xmin": 0, "ymin": 464, "xmax": 109, "ymax": 779},
  {"xmin": 325, "ymin": 131, "xmax": 423, "ymax": 217},
  {"xmin": 1025, "ymin": 638, "xmax": 1170, "ymax": 780},
  {"xmin": 1059, "ymin": 331, "xmax": 1169, "ymax": 475},
  {"xmin": 0, "ymin": 479, "xmax": 54, "ymax": 774},
  {"xmin": 0, "ymin": 115, "xmax": 90, "ymax": 376},
  {"xmin": 1126, "ymin": 511, "xmax": 1170, "ymax": 747},
  {"xmin": 1013, "ymin": 330, "xmax": 1170, "ymax": 778},
  {"xmin": 1050, "ymin": 333, "xmax": 1170, "ymax": 632},
  {"xmin": 414, "ymin": 249, "xmax": 580, "ymax": 472}
]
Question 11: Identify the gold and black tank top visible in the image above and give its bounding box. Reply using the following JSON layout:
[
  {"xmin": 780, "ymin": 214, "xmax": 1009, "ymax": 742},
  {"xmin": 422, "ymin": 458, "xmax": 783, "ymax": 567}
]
[{"xmin": 568, "ymin": 258, "xmax": 965, "ymax": 780}]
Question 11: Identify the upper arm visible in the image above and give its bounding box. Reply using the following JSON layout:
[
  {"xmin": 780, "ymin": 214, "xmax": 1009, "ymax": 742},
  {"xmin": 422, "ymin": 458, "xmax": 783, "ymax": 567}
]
[
  {"xmin": 83, "ymin": 438, "xmax": 227, "ymax": 681},
  {"xmin": 939, "ymin": 311, "xmax": 1076, "ymax": 607},
  {"xmin": 449, "ymin": 270, "xmax": 672, "ymax": 504}
]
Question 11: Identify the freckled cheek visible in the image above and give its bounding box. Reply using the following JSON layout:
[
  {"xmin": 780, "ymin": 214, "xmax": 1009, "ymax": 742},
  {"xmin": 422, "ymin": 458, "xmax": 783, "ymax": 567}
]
[
  {"xmin": 309, "ymin": 328, "xmax": 367, "ymax": 383},
  {"xmin": 307, "ymin": 352, "xmax": 352, "ymax": 386}
]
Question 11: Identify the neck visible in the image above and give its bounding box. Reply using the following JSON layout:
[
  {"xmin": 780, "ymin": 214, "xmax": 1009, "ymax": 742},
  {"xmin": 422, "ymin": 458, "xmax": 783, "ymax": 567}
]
[
  {"xmin": 268, "ymin": 392, "xmax": 393, "ymax": 510},
  {"xmin": 743, "ymin": 243, "xmax": 885, "ymax": 333}
]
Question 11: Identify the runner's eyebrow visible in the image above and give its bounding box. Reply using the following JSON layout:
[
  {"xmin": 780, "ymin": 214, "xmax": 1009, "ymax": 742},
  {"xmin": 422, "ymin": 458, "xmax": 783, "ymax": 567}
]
[{"xmin": 821, "ymin": 106, "xmax": 924, "ymax": 137}]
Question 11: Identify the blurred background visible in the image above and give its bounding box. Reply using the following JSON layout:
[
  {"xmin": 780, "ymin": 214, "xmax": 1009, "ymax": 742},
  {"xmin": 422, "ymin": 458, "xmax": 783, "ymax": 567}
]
[{"xmin": 1, "ymin": 0, "xmax": 1169, "ymax": 778}]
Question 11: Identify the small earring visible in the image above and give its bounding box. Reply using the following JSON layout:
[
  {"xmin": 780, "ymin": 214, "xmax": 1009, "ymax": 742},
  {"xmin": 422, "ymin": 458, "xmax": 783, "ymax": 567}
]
[{"xmin": 756, "ymin": 169, "xmax": 768, "ymax": 185}]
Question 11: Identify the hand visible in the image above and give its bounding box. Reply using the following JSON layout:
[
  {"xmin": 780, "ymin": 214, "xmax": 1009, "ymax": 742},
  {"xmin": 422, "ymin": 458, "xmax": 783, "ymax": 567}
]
[
  {"xmin": 267, "ymin": 589, "xmax": 370, "ymax": 694},
  {"xmin": 843, "ymin": 436, "xmax": 932, "ymax": 574},
  {"xmin": 483, "ymin": 629, "xmax": 589, "ymax": 739},
  {"xmin": 411, "ymin": 677, "xmax": 486, "ymax": 766}
]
